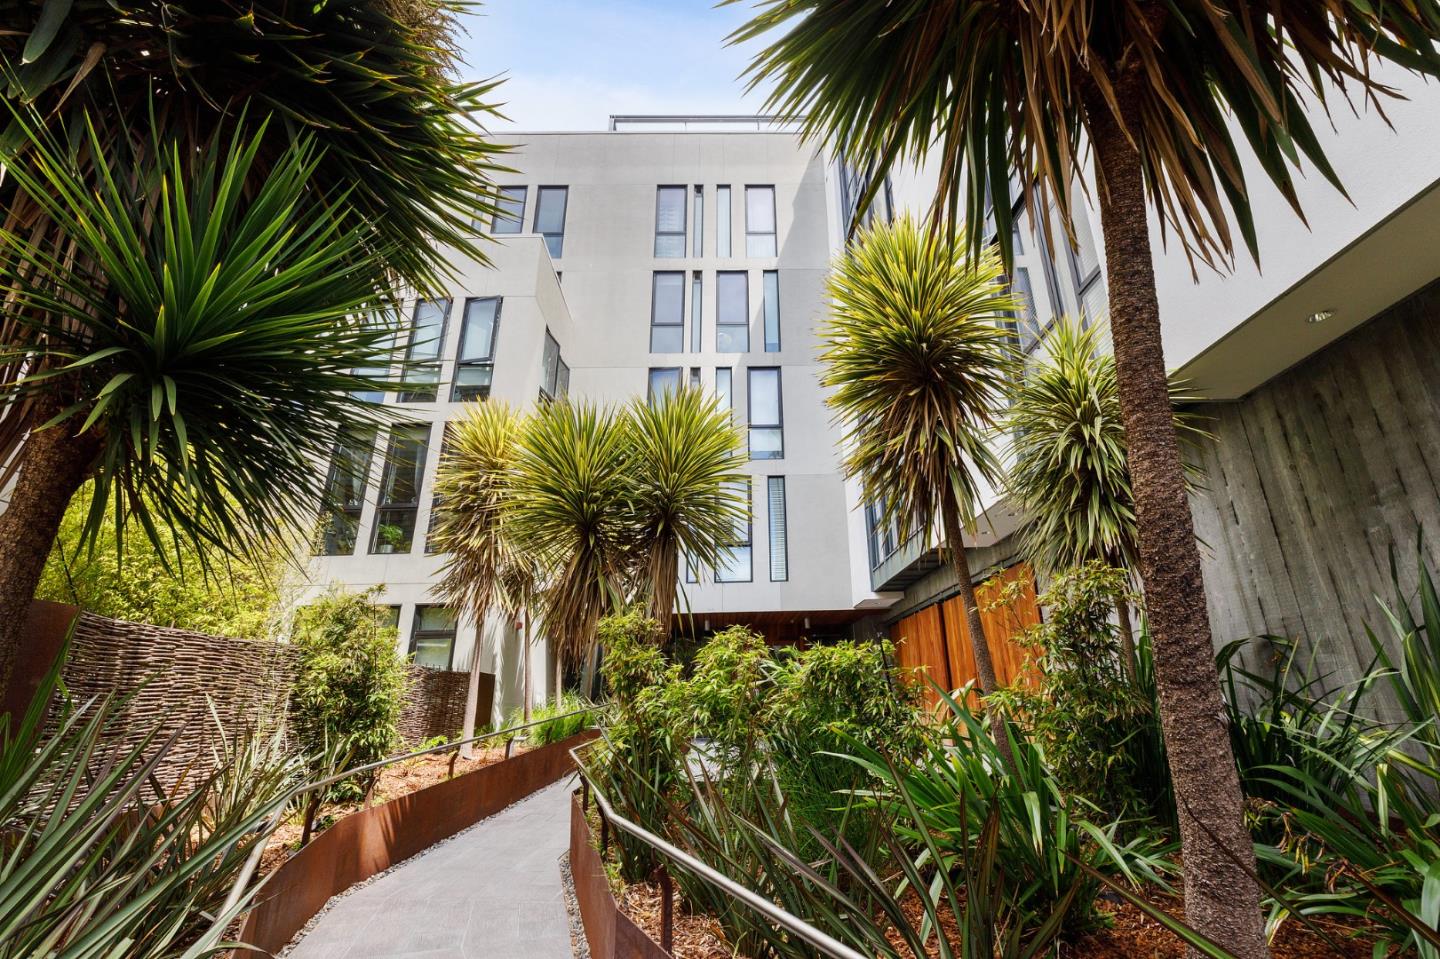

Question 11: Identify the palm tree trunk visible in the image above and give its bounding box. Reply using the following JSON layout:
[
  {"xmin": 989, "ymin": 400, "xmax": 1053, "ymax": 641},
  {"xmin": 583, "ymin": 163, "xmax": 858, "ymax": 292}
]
[
  {"xmin": 646, "ymin": 540, "xmax": 679, "ymax": 637},
  {"xmin": 459, "ymin": 614, "xmax": 487, "ymax": 761},
  {"xmin": 1114, "ymin": 593, "xmax": 1137, "ymax": 680},
  {"xmin": 1089, "ymin": 88, "xmax": 1268, "ymax": 959},
  {"xmin": 938, "ymin": 494, "xmax": 1014, "ymax": 769},
  {"xmin": 0, "ymin": 417, "xmax": 97, "ymax": 706},
  {"xmin": 520, "ymin": 605, "xmax": 532, "ymax": 724}
]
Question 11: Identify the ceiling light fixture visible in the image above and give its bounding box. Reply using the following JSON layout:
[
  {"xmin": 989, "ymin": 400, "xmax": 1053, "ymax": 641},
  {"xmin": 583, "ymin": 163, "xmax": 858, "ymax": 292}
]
[{"xmin": 1306, "ymin": 309, "xmax": 1334, "ymax": 324}]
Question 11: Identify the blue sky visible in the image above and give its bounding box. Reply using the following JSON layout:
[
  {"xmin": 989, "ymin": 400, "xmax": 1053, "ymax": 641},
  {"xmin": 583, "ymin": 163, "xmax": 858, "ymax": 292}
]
[{"xmin": 454, "ymin": 0, "xmax": 774, "ymax": 130}]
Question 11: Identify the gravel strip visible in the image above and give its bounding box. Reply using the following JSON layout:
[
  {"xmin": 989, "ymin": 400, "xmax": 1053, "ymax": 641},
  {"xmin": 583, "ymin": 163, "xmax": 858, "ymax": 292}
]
[
  {"xmin": 274, "ymin": 782, "xmax": 571, "ymax": 957},
  {"xmin": 560, "ymin": 851, "xmax": 590, "ymax": 959}
]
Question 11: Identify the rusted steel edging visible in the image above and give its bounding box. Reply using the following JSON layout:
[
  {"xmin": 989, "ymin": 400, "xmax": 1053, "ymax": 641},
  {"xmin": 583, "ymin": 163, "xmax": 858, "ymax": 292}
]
[
  {"xmin": 233, "ymin": 729, "xmax": 598, "ymax": 957},
  {"xmin": 570, "ymin": 791, "xmax": 672, "ymax": 959}
]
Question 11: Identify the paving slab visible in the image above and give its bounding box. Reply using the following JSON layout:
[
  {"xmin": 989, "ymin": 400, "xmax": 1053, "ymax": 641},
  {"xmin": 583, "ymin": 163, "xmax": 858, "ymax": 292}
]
[{"xmin": 286, "ymin": 778, "xmax": 577, "ymax": 959}]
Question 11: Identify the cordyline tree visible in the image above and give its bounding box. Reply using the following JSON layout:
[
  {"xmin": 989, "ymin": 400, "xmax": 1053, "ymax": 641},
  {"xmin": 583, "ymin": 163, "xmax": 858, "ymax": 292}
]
[
  {"xmin": 1006, "ymin": 318, "xmax": 1207, "ymax": 676},
  {"xmin": 0, "ymin": 0, "xmax": 506, "ymax": 695},
  {"xmin": 733, "ymin": 1, "xmax": 1440, "ymax": 953}
]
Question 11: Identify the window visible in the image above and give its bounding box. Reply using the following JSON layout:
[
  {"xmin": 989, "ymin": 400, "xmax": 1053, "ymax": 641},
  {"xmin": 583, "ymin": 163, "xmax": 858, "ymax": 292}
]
[
  {"xmin": 649, "ymin": 272, "xmax": 685, "ymax": 352},
  {"xmin": 1065, "ymin": 202, "xmax": 1106, "ymax": 326},
  {"xmin": 399, "ymin": 298, "xmax": 449, "ymax": 403},
  {"xmin": 426, "ymin": 426, "xmax": 455, "ymax": 554},
  {"xmin": 452, "ymin": 297, "xmax": 501, "ymax": 401},
  {"xmin": 716, "ymin": 367, "xmax": 732, "ymax": 417},
  {"xmin": 716, "ymin": 272, "xmax": 749, "ymax": 352},
  {"xmin": 692, "ymin": 186, "xmax": 704, "ymax": 257},
  {"xmin": 535, "ymin": 186, "xmax": 568, "ymax": 258},
  {"xmin": 838, "ymin": 160, "xmax": 895, "ymax": 232},
  {"xmin": 654, "ymin": 186, "xmax": 686, "ymax": 257},
  {"xmin": 382, "ymin": 605, "xmax": 402, "ymax": 635},
  {"xmin": 762, "ymin": 271, "xmax": 780, "ymax": 352},
  {"xmin": 865, "ymin": 500, "xmax": 902, "ymax": 569},
  {"xmin": 410, "ymin": 605, "xmax": 457, "ymax": 669},
  {"xmin": 716, "ymin": 185, "xmax": 732, "ymax": 257},
  {"xmin": 351, "ymin": 305, "xmax": 400, "ymax": 403},
  {"xmin": 557, "ymin": 357, "xmax": 571, "ymax": 397},
  {"xmin": 540, "ymin": 330, "xmax": 562, "ymax": 400},
  {"xmin": 490, "ymin": 185, "xmax": 526, "ymax": 234},
  {"xmin": 745, "ymin": 186, "xmax": 776, "ymax": 257},
  {"xmin": 747, "ymin": 367, "xmax": 783, "ymax": 460},
  {"xmin": 370, "ymin": 423, "xmax": 430, "ymax": 554},
  {"xmin": 716, "ymin": 479, "xmax": 752, "ymax": 582},
  {"xmin": 648, "ymin": 367, "xmax": 681, "ymax": 404},
  {"xmin": 689, "ymin": 272, "xmax": 702, "ymax": 352},
  {"xmin": 316, "ymin": 427, "xmax": 376, "ymax": 555},
  {"xmin": 767, "ymin": 476, "xmax": 788, "ymax": 581}
]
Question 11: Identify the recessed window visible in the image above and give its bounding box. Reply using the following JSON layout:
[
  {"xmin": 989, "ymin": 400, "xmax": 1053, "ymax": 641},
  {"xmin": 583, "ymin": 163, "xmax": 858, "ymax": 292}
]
[
  {"xmin": 370, "ymin": 423, "xmax": 430, "ymax": 554},
  {"xmin": 410, "ymin": 605, "xmax": 458, "ymax": 670},
  {"xmin": 692, "ymin": 186, "xmax": 704, "ymax": 257},
  {"xmin": 490, "ymin": 186, "xmax": 526, "ymax": 234},
  {"xmin": 352, "ymin": 305, "xmax": 400, "ymax": 403},
  {"xmin": 745, "ymin": 186, "xmax": 776, "ymax": 257},
  {"xmin": 535, "ymin": 186, "xmax": 568, "ymax": 259},
  {"xmin": 689, "ymin": 367, "xmax": 701, "ymax": 390},
  {"xmin": 540, "ymin": 330, "xmax": 563, "ymax": 401},
  {"xmin": 762, "ymin": 271, "xmax": 780, "ymax": 352},
  {"xmin": 426, "ymin": 425, "xmax": 455, "ymax": 554},
  {"xmin": 557, "ymin": 357, "xmax": 571, "ymax": 397},
  {"xmin": 452, "ymin": 297, "xmax": 501, "ymax": 402},
  {"xmin": 399, "ymin": 298, "xmax": 450, "ymax": 403},
  {"xmin": 650, "ymin": 272, "xmax": 685, "ymax": 353},
  {"xmin": 716, "ymin": 479, "xmax": 752, "ymax": 583},
  {"xmin": 654, "ymin": 186, "xmax": 687, "ymax": 258},
  {"xmin": 648, "ymin": 367, "xmax": 682, "ymax": 405},
  {"xmin": 865, "ymin": 500, "xmax": 902, "ymax": 570},
  {"xmin": 716, "ymin": 185, "xmax": 732, "ymax": 257},
  {"xmin": 716, "ymin": 367, "xmax": 732, "ymax": 418},
  {"xmin": 316, "ymin": 427, "xmax": 377, "ymax": 555},
  {"xmin": 689, "ymin": 272, "xmax": 703, "ymax": 352},
  {"xmin": 748, "ymin": 367, "xmax": 783, "ymax": 460},
  {"xmin": 716, "ymin": 272, "xmax": 749, "ymax": 352},
  {"xmin": 767, "ymin": 476, "xmax": 788, "ymax": 582}
]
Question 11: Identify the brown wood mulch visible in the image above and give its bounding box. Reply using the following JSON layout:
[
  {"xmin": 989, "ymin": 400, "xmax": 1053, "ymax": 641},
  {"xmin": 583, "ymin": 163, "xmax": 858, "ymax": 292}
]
[
  {"xmin": 617, "ymin": 881, "xmax": 733, "ymax": 959},
  {"xmin": 258, "ymin": 743, "xmax": 528, "ymax": 875}
]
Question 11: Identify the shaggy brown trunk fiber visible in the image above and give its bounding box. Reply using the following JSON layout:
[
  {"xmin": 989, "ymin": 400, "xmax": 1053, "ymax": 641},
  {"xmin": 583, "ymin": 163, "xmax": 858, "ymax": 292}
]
[
  {"xmin": 1114, "ymin": 593, "xmax": 1137, "ymax": 679},
  {"xmin": 1089, "ymin": 88, "xmax": 1269, "ymax": 959}
]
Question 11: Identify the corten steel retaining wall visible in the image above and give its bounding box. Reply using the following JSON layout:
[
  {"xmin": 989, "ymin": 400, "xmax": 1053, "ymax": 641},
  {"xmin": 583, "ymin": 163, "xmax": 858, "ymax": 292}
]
[
  {"xmin": 234, "ymin": 729, "xmax": 598, "ymax": 958},
  {"xmin": 570, "ymin": 793, "xmax": 672, "ymax": 959},
  {"xmin": 3, "ymin": 600, "xmax": 488, "ymax": 787}
]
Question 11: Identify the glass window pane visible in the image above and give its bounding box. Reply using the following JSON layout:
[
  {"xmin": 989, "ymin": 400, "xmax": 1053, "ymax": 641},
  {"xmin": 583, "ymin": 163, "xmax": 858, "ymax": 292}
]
[
  {"xmin": 648, "ymin": 367, "xmax": 681, "ymax": 403},
  {"xmin": 324, "ymin": 428, "xmax": 376, "ymax": 511},
  {"xmin": 692, "ymin": 186, "xmax": 704, "ymax": 257},
  {"xmin": 749, "ymin": 427, "xmax": 783, "ymax": 460},
  {"xmin": 378, "ymin": 425, "xmax": 429, "ymax": 506},
  {"xmin": 716, "ymin": 272, "xmax": 748, "ymax": 351},
  {"xmin": 541, "ymin": 331, "xmax": 561, "ymax": 397},
  {"xmin": 650, "ymin": 325, "xmax": 684, "ymax": 353},
  {"xmin": 767, "ymin": 476, "xmax": 787, "ymax": 581},
  {"xmin": 411, "ymin": 638, "xmax": 452, "ymax": 669},
  {"xmin": 762, "ymin": 271, "xmax": 780, "ymax": 352},
  {"xmin": 319, "ymin": 510, "xmax": 360, "ymax": 556},
  {"xmin": 716, "ymin": 368, "xmax": 732, "ymax": 414},
  {"xmin": 417, "ymin": 605, "xmax": 458, "ymax": 631},
  {"xmin": 452, "ymin": 365, "xmax": 493, "ymax": 402},
  {"xmin": 491, "ymin": 186, "xmax": 526, "ymax": 234},
  {"xmin": 371, "ymin": 508, "xmax": 417, "ymax": 554},
  {"xmin": 398, "ymin": 363, "xmax": 439, "ymax": 404},
  {"xmin": 557, "ymin": 359, "xmax": 571, "ymax": 397},
  {"xmin": 652, "ymin": 272, "xmax": 684, "ymax": 323},
  {"xmin": 654, "ymin": 186, "xmax": 686, "ymax": 257},
  {"xmin": 745, "ymin": 186, "xmax": 776, "ymax": 257},
  {"xmin": 716, "ymin": 325, "xmax": 747, "ymax": 352},
  {"xmin": 748, "ymin": 367, "xmax": 780, "ymax": 425},
  {"xmin": 689, "ymin": 273, "xmax": 702, "ymax": 352},
  {"xmin": 536, "ymin": 187, "xmax": 567, "ymax": 258},
  {"xmin": 715, "ymin": 546, "xmax": 752, "ymax": 583},
  {"xmin": 406, "ymin": 299, "xmax": 449, "ymax": 362},
  {"xmin": 459, "ymin": 298, "xmax": 500, "ymax": 361},
  {"xmin": 716, "ymin": 185, "xmax": 732, "ymax": 257}
]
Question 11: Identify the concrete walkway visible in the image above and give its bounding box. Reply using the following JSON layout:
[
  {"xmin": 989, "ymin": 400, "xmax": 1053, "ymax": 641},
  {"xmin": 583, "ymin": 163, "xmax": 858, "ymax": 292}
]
[{"xmin": 286, "ymin": 779, "xmax": 577, "ymax": 959}]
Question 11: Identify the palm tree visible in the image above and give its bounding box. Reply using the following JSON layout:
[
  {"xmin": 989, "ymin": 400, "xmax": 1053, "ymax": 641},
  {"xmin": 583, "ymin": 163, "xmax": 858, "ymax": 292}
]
[
  {"xmin": 1006, "ymin": 318, "xmax": 1206, "ymax": 675},
  {"xmin": 0, "ymin": 0, "xmax": 506, "ymax": 693},
  {"xmin": 432, "ymin": 401, "xmax": 526, "ymax": 757},
  {"xmin": 509, "ymin": 400, "xmax": 634, "ymax": 691},
  {"xmin": 820, "ymin": 216, "xmax": 1017, "ymax": 732},
  {"xmin": 625, "ymin": 389, "xmax": 748, "ymax": 629},
  {"xmin": 733, "ymin": 3, "xmax": 1440, "ymax": 952}
]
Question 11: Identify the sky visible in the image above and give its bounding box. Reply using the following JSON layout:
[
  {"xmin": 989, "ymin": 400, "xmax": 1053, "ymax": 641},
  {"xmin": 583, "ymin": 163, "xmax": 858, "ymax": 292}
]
[{"xmin": 453, "ymin": 0, "xmax": 775, "ymax": 131}]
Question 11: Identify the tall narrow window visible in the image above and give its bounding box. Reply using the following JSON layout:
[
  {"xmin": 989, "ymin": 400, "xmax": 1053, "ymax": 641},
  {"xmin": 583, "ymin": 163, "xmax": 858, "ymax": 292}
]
[
  {"xmin": 748, "ymin": 367, "xmax": 783, "ymax": 460},
  {"xmin": 399, "ymin": 298, "xmax": 449, "ymax": 403},
  {"xmin": 692, "ymin": 186, "xmax": 704, "ymax": 257},
  {"xmin": 767, "ymin": 476, "xmax": 788, "ymax": 581},
  {"xmin": 762, "ymin": 271, "xmax": 780, "ymax": 352},
  {"xmin": 557, "ymin": 357, "xmax": 571, "ymax": 397},
  {"xmin": 650, "ymin": 272, "xmax": 685, "ymax": 352},
  {"xmin": 452, "ymin": 297, "xmax": 501, "ymax": 401},
  {"xmin": 1068, "ymin": 203, "xmax": 1105, "ymax": 325},
  {"xmin": 654, "ymin": 186, "xmax": 687, "ymax": 257},
  {"xmin": 426, "ymin": 425, "xmax": 455, "ymax": 554},
  {"xmin": 352, "ymin": 305, "xmax": 400, "ymax": 403},
  {"xmin": 716, "ymin": 271, "xmax": 749, "ymax": 352},
  {"xmin": 716, "ymin": 185, "xmax": 732, "ymax": 257},
  {"xmin": 539, "ymin": 330, "xmax": 562, "ymax": 400},
  {"xmin": 745, "ymin": 186, "xmax": 776, "ymax": 257},
  {"xmin": 490, "ymin": 185, "xmax": 526, "ymax": 233},
  {"xmin": 716, "ymin": 367, "xmax": 732, "ymax": 417},
  {"xmin": 410, "ymin": 606, "xmax": 457, "ymax": 669},
  {"xmin": 316, "ymin": 427, "xmax": 377, "ymax": 555},
  {"xmin": 689, "ymin": 367, "xmax": 701, "ymax": 389},
  {"xmin": 648, "ymin": 367, "xmax": 681, "ymax": 404},
  {"xmin": 371, "ymin": 424, "xmax": 430, "ymax": 554},
  {"xmin": 689, "ymin": 272, "xmax": 702, "ymax": 352},
  {"xmin": 716, "ymin": 479, "xmax": 752, "ymax": 583},
  {"xmin": 535, "ymin": 186, "xmax": 568, "ymax": 258}
]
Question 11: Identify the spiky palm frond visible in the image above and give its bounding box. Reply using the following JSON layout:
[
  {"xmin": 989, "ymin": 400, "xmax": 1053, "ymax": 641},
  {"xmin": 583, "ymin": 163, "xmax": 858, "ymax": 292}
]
[
  {"xmin": 1005, "ymin": 319, "xmax": 1207, "ymax": 581},
  {"xmin": 0, "ymin": 115, "xmax": 397, "ymax": 563},
  {"xmin": 625, "ymin": 388, "xmax": 747, "ymax": 625},
  {"xmin": 432, "ymin": 401, "xmax": 526, "ymax": 622},
  {"xmin": 509, "ymin": 400, "xmax": 634, "ymax": 667},
  {"xmin": 733, "ymin": 0, "xmax": 1440, "ymax": 267},
  {"xmin": 820, "ymin": 216, "xmax": 1017, "ymax": 542}
]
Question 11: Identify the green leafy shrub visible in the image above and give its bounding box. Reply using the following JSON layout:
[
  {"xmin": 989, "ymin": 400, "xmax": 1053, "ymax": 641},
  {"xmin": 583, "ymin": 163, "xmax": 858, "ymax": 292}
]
[
  {"xmin": 506, "ymin": 692, "xmax": 598, "ymax": 746},
  {"xmin": 290, "ymin": 586, "xmax": 408, "ymax": 800}
]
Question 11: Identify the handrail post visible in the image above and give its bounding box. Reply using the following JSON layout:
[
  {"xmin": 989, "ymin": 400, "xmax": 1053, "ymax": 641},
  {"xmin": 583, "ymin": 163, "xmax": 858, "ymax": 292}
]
[
  {"xmin": 658, "ymin": 864, "xmax": 674, "ymax": 954},
  {"xmin": 581, "ymin": 777, "xmax": 590, "ymax": 811},
  {"xmin": 504, "ymin": 735, "xmax": 515, "ymax": 760},
  {"xmin": 448, "ymin": 745, "xmax": 461, "ymax": 779}
]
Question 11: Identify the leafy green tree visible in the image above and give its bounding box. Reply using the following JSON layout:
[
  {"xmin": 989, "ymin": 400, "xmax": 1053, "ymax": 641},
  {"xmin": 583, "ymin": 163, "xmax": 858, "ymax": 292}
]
[
  {"xmin": 35, "ymin": 484, "xmax": 294, "ymax": 640},
  {"xmin": 819, "ymin": 216, "xmax": 1017, "ymax": 730},
  {"xmin": 0, "ymin": 0, "xmax": 506, "ymax": 695},
  {"xmin": 734, "ymin": 4, "xmax": 1440, "ymax": 948}
]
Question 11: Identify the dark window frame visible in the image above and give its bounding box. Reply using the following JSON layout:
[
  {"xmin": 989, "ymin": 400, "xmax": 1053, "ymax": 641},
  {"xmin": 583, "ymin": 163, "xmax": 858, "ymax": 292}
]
[
  {"xmin": 744, "ymin": 185, "xmax": 777, "ymax": 257},
  {"xmin": 539, "ymin": 329, "xmax": 563, "ymax": 401},
  {"xmin": 689, "ymin": 271, "xmax": 703, "ymax": 352},
  {"xmin": 767, "ymin": 475, "xmax": 788, "ymax": 582},
  {"xmin": 654, "ymin": 185, "xmax": 687, "ymax": 258},
  {"xmin": 649, "ymin": 271, "xmax": 686, "ymax": 353},
  {"xmin": 747, "ymin": 366, "xmax": 784, "ymax": 460},
  {"xmin": 716, "ymin": 185, "xmax": 732, "ymax": 257},
  {"xmin": 399, "ymin": 298, "xmax": 451, "ymax": 403},
  {"xmin": 762, "ymin": 270, "xmax": 781, "ymax": 352},
  {"xmin": 490, "ymin": 185, "xmax": 527, "ymax": 234},
  {"xmin": 316, "ymin": 426, "xmax": 378, "ymax": 556},
  {"xmin": 534, "ymin": 185, "xmax": 569, "ymax": 259},
  {"xmin": 647, "ymin": 367, "xmax": 682, "ymax": 404},
  {"xmin": 451, "ymin": 296, "xmax": 503, "ymax": 402},
  {"xmin": 716, "ymin": 478, "xmax": 753, "ymax": 583},
  {"xmin": 369, "ymin": 423, "xmax": 431, "ymax": 555},
  {"xmin": 715, "ymin": 271, "xmax": 749, "ymax": 352},
  {"xmin": 409, "ymin": 605, "xmax": 458, "ymax": 670}
]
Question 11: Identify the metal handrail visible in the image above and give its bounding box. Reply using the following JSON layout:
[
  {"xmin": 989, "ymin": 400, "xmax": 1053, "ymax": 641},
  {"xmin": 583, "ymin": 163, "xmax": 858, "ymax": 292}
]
[
  {"xmin": 568, "ymin": 741, "xmax": 869, "ymax": 959},
  {"xmin": 214, "ymin": 707, "xmax": 597, "ymax": 931}
]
